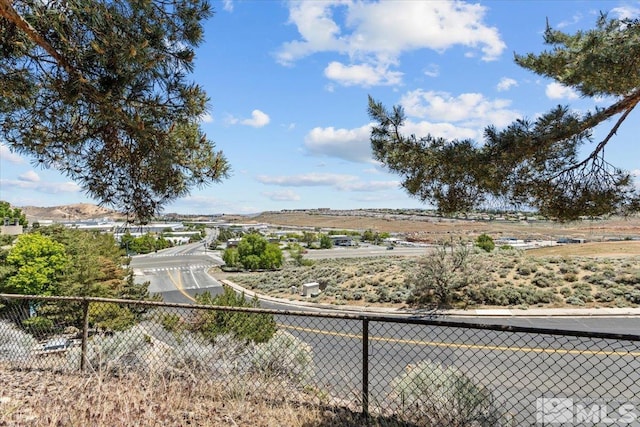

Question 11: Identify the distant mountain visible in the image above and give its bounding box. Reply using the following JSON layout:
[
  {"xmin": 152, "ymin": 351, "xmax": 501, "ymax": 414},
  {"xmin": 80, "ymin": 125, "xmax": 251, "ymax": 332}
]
[{"xmin": 20, "ymin": 203, "xmax": 123, "ymax": 221}]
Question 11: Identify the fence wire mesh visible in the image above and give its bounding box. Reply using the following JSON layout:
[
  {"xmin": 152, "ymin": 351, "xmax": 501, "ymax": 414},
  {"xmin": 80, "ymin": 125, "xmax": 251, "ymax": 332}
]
[{"xmin": 1, "ymin": 294, "xmax": 639, "ymax": 426}]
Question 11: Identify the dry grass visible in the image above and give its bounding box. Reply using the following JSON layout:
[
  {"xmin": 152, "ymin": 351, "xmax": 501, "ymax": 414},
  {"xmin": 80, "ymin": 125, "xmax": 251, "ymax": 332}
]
[
  {"xmin": 0, "ymin": 366, "xmax": 408, "ymax": 427},
  {"xmin": 526, "ymin": 241, "xmax": 640, "ymax": 257}
]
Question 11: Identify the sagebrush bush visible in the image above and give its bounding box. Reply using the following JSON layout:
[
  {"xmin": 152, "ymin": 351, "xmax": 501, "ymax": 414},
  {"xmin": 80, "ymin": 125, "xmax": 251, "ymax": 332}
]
[
  {"xmin": 0, "ymin": 320, "xmax": 38, "ymax": 363},
  {"xmin": 251, "ymin": 330, "xmax": 314, "ymax": 384},
  {"xmin": 391, "ymin": 361, "xmax": 504, "ymax": 426}
]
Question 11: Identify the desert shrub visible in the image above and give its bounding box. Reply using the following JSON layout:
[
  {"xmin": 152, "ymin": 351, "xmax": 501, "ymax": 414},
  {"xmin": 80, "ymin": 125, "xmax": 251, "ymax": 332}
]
[
  {"xmin": 563, "ymin": 273, "xmax": 578, "ymax": 283},
  {"xmin": 585, "ymin": 274, "xmax": 614, "ymax": 287},
  {"xmin": 532, "ymin": 272, "xmax": 556, "ymax": 288},
  {"xmin": 558, "ymin": 263, "xmax": 578, "ymax": 274},
  {"xmin": 559, "ymin": 287, "xmax": 572, "ymax": 297},
  {"xmin": 582, "ymin": 261, "xmax": 600, "ymax": 272},
  {"xmin": 72, "ymin": 323, "xmax": 158, "ymax": 374},
  {"xmin": 0, "ymin": 320, "xmax": 38, "ymax": 363},
  {"xmin": 625, "ymin": 290, "xmax": 640, "ymax": 304},
  {"xmin": 516, "ymin": 265, "xmax": 532, "ymax": 276},
  {"xmin": 391, "ymin": 361, "xmax": 503, "ymax": 426},
  {"xmin": 565, "ymin": 296, "xmax": 585, "ymax": 306},
  {"xmin": 407, "ymin": 243, "xmax": 476, "ymax": 307},
  {"xmin": 572, "ymin": 282, "xmax": 592, "ymax": 293},
  {"xmin": 616, "ymin": 270, "xmax": 640, "ymax": 285},
  {"xmin": 251, "ymin": 331, "xmax": 314, "ymax": 384},
  {"xmin": 594, "ymin": 292, "xmax": 615, "ymax": 303}
]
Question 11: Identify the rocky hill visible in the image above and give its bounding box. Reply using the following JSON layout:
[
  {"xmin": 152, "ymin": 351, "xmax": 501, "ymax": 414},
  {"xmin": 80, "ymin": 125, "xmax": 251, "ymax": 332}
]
[{"xmin": 20, "ymin": 203, "xmax": 123, "ymax": 221}]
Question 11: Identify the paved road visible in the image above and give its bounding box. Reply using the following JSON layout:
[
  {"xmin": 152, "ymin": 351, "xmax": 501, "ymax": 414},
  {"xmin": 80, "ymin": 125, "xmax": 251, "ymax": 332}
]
[{"xmin": 130, "ymin": 242, "xmax": 224, "ymax": 304}]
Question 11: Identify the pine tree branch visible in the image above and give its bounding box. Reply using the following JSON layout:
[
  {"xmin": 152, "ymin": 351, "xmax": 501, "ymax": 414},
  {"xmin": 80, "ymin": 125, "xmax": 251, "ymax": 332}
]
[{"xmin": 0, "ymin": 0, "xmax": 82, "ymax": 80}]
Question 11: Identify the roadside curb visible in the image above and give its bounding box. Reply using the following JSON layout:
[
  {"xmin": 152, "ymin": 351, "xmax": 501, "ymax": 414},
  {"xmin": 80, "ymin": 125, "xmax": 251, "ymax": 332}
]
[{"xmin": 216, "ymin": 278, "xmax": 640, "ymax": 318}]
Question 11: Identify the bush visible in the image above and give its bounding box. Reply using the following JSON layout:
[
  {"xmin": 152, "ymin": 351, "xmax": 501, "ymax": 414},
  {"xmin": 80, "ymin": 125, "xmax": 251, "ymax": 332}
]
[
  {"xmin": 0, "ymin": 320, "xmax": 38, "ymax": 363},
  {"xmin": 391, "ymin": 361, "xmax": 503, "ymax": 426},
  {"xmin": 475, "ymin": 234, "xmax": 495, "ymax": 252},
  {"xmin": 251, "ymin": 330, "xmax": 314, "ymax": 384}
]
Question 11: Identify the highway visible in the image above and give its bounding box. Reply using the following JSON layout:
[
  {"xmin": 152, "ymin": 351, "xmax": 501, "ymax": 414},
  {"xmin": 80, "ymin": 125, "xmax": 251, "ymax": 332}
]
[{"xmin": 130, "ymin": 244, "xmax": 640, "ymax": 424}]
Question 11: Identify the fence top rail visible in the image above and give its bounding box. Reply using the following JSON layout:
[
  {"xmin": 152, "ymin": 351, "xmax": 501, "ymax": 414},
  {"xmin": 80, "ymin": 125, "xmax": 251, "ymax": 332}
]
[{"xmin": 2, "ymin": 293, "xmax": 640, "ymax": 342}]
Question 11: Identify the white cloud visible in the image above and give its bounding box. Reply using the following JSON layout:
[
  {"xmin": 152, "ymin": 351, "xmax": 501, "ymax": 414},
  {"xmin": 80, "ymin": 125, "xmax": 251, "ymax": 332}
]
[
  {"xmin": 402, "ymin": 119, "xmax": 479, "ymax": 141},
  {"xmin": 18, "ymin": 171, "xmax": 40, "ymax": 182},
  {"xmin": 277, "ymin": 0, "xmax": 506, "ymax": 87},
  {"xmin": 423, "ymin": 64, "xmax": 439, "ymax": 78},
  {"xmin": 400, "ymin": 89, "xmax": 521, "ymax": 130},
  {"xmin": 545, "ymin": 82, "xmax": 579, "ymax": 100},
  {"xmin": 497, "ymin": 77, "xmax": 517, "ymax": 92},
  {"xmin": 199, "ymin": 113, "xmax": 213, "ymax": 123},
  {"xmin": 262, "ymin": 190, "xmax": 301, "ymax": 201},
  {"xmin": 304, "ymin": 124, "xmax": 374, "ymax": 163},
  {"xmin": 0, "ymin": 178, "xmax": 80, "ymax": 194},
  {"xmin": 242, "ymin": 110, "xmax": 270, "ymax": 127},
  {"xmin": 256, "ymin": 172, "xmax": 399, "ymax": 193},
  {"xmin": 222, "ymin": 0, "xmax": 234, "ymax": 12},
  {"xmin": 324, "ymin": 61, "xmax": 402, "ymax": 87},
  {"xmin": 257, "ymin": 172, "xmax": 357, "ymax": 187},
  {"xmin": 336, "ymin": 180, "xmax": 399, "ymax": 192},
  {"xmin": 0, "ymin": 144, "xmax": 24, "ymax": 164},
  {"xmin": 226, "ymin": 109, "xmax": 271, "ymax": 128},
  {"xmin": 611, "ymin": 6, "xmax": 640, "ymax": 20},
  {"xmin": 556, "ymin": 13, "xmax": 583, "ymax": 29}
]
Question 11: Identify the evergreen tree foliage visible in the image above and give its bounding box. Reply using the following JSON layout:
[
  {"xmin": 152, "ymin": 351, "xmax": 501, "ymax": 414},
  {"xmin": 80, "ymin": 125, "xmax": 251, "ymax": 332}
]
[
  {"xmin": 193, "ymin": 288, "xmax": 276, "ymax": 344},
  {"xmin": 369, "ymin": 14, "xmax": 640, "ymax": 220},
  {"xmin": 0, "ymin": 0, "xmax": 229, "ymax": 220}
]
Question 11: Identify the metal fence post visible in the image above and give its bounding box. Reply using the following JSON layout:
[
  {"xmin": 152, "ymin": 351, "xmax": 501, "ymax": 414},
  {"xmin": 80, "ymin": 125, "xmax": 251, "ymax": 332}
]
[
  {"xmin": 362, "ymin": 318, "xmax": 369, "ymax": 418},
  {"xmin": 80, "ymin": 299, "xmax": 89, "ymax": 372}
]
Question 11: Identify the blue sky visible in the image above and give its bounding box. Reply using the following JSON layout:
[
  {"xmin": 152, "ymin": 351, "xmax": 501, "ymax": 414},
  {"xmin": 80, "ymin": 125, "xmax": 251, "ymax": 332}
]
[{"xmin": 1, "ymin": 0, "xmax": 639, "ymax": 214}]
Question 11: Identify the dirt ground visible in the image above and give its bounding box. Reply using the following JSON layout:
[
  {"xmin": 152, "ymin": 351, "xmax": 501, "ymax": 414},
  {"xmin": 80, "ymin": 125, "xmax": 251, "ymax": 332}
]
[{"xmin": 248, "ymin": 211, "xmax": 640, "ymax": 245}]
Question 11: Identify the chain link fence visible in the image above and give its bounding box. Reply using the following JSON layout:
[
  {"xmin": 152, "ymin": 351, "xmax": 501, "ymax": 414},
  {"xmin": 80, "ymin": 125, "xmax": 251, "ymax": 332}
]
[{"xmin": 1, "ymin": 293, "xmax": 639, "ymax": 426}]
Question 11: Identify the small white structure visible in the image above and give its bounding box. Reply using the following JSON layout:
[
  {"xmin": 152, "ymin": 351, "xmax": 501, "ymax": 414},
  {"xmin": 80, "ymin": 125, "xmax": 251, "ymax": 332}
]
[{"xmin": 301, "ymin": 282, "xmax": 320, "ymax": 297}]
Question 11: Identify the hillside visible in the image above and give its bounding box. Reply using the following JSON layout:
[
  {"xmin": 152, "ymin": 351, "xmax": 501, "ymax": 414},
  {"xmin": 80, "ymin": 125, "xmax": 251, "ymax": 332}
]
[{"xmin": 19, "ymin": 203, "xmax": 123, "ymax": 221}]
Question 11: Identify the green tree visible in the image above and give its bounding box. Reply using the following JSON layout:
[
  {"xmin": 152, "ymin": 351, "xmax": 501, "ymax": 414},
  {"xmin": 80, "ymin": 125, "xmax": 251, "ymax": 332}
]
[
  {"xmin": 319, "ymin": 234, "xmax": 333, "ymax": 249},
  {"xmin": 301, "ymin": 231, "xmax": 316, "ymax": 248},
  {"xmin": 260, "ymin": 244, "xmax": 284, "ymax": 270},
  {"xmin": 475, "ymin": 234, "xmax": 495, "ymax": 252},
  {"xmin": 362, "ymin": 229, "xmax": 375, "ymax": 242},
  {"xmin": 0, "ymin": 0, "xmax": 229, "ymax": 220},
  {"xmin": 237, "ymin": 233, "xmax": 268, "ymax": 261},
  {"xmin": 222, "ymin": 247, "xmax": 240, "ymax": 268},
  {"xmin": 3, "ymin": 233, "xmax": 68, "ymax": 295},
  {"xmin": 216, "ymin": 228, "xmax": 236, "ymax": 244},
  {"xmin": 368, "ymin": 15, "xmax": 640, "ymax": 220},
  {"xmin": 0, "ymin": 201, "xmax": 27, "ymax": 227}
]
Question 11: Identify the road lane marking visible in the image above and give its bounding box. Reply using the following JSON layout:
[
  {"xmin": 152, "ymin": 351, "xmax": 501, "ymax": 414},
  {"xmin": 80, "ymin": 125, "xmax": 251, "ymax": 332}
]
[
  {"xmin": 279, "ymin": 324, "xmax": 640, "ymax": 358},
  {"xmin": 166, "ymin": 270, "xmax": 197, "ymax": 303}
]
